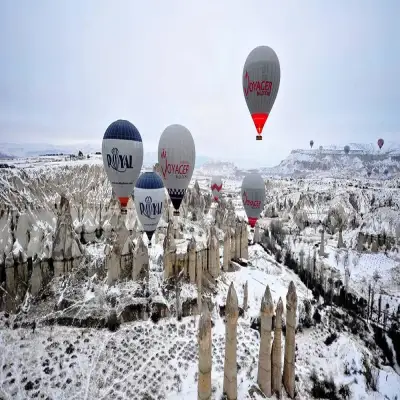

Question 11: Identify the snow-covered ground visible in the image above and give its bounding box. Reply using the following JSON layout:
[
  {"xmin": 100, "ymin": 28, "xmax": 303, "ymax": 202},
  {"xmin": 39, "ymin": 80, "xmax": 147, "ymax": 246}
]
[
  {"xmin": 1, "ymin": 246, "xmax": 400, "ymax": 399},
  {"xmin": 1, "ymin": 150, "xmax": 400, "ymax": 399}
]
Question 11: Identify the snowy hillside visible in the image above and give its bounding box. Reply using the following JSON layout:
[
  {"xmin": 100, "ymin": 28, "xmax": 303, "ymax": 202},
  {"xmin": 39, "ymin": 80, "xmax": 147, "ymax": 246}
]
[
  {"xmin": 195, "ymin": 160, "xmax": 239, "ymax": 179},
  {"xmin": 263, "ymin": 142, "xmax": 400, "ymax": 178},
  {"xmin": 0, "ymin": 142, "xmax": 101, "ymax": 158},
  {"xmin": 1, "ymin": 154, "xmax": 400, "ymax": 399}
]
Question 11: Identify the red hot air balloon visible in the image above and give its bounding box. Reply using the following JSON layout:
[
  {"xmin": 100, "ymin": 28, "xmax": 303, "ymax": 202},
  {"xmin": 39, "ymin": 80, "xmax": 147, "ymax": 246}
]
[
  {"xmin": 243, "ymin": 46, "xmax": 281, "ymax": 140},
  {"xmin": 377, "ymin": 138, "xmax": 384, "ymax": 149}
]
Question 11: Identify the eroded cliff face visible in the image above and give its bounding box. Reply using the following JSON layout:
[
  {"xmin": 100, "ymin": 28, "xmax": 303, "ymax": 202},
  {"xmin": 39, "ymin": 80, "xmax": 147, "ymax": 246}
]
[
  {"xmin": 1, "ymin": 194, "xmax": 83, "ymax": 312},
  {"xmin": 0, "ymin": 169, "xmax": 250, "ymax": 319},
  {"xmin": 52, "ymin": 195, "xmax": 84, "ymax": 277}
]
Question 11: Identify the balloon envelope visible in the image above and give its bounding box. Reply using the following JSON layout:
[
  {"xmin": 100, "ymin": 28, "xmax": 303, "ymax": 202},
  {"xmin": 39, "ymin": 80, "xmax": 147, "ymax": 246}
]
[
  {"xmin": 102, "ymin": 120, "xmax": 143, "ymax": 209},
  {"xmin": 344, "ymin": 145, "xmax": 350, "ymax": 155},
  {"xmin": 241, "ymin": 173, "xmax": 265, "ymax": 228},
  {"xmin": 211, "ymin": 176, "xmax": 223, "ymax": 201},
  {"xmin": 378, "ymin": 138, "xmax": 384, "ymax": 149},
  {"xmin": 134, "ymin": 172, "xmax": 165, "ymax": 243},
  {"xmin": 158, "ymin": 124, "xmax": 196, "ymax": 215},
  {"xmin": 243, "ymin": 46, "xmax": 281, "ymax": 139}
]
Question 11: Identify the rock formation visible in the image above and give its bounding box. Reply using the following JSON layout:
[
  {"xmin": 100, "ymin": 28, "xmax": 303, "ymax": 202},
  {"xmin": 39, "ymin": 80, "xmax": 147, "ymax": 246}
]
[
  {"xmin": 106, "ymin": 213, "xmax": 130, "ymax": 285},
  {"xmin": 52, "ymin": 195, "xmax": 83, "ymax": 277},
  {"xmin": 319, "ymin": 228, "xmax": 325, "ymax": 256},
  {"xmin": 223, "ymin": 228, "xmax": 231, "ymax": 271},
  {"xmin": 195, "ymin": 282, "xmax": 297, "ymax": 399},
  {"xmin": 337, "ymin": 228, "xmax": 345, "ymax": 248},
  {"xmin": 253, "ymin": 223, "xmax": 261, "ymax": 244},
  {"xmin": 207, "ymin": 226, "xmax": 220, "ymax": 278},
  {"xmin": 283, "ymin": 281, "xmax": 298, "ymax": 398},
  {"xmin": 257, "ymin": 285, "xmax": 274, "ymax": 397},
  {"xmin": 132, "ymin": 235, "xmax": 150, "ymax": 282},
  {"xmin": 271, "ymin": 297, "xmax": 284, "ymax": 395},
  {"xmin": 198, "ymin": 305, "xmax": 212, "ymax": 400},
  {"xmin": 223, "ymin": 283, "xmax": 239, "ymax": 399},
  {"xmin": 241, "ymin": 220, "xmax": 248, "ymax": 259},
  {"xmin": 243, "ymin": 281, "xmax": 248, "ymax": 311}
]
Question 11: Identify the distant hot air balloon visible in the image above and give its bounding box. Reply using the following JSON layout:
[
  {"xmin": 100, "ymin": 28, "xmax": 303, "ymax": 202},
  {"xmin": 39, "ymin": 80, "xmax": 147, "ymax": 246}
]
[
  {"xmin": 377, "ymin": 138, "xmax": 384, "ymax": 150},
  {"xmin": 243, "ymin": 46, "xmax": 281, "ymax": 141},
  {"xmin": 158, "ymin": 124, "xmax": 196, "ymax": 216},
  {"xmin": 102, "ymin": 120, "xmax": 143, "ymax": 213},
  {"xmin": 310, "ymin": 140, "xmax": 314, "ymax": 149},
  {"xmin": 211, "ymin": 176, "xmax": 223, "ymax": 202},
  {"xmin": 241, "ymin": 173, "xmax": 266, "ymax": 228},
  {"xmin": 134, "ymin": 172, "xmax": 164, "ymax": 247},
  {"xmin": 319, "ymin": 145, "xmax": 323, "ymax": 151},
  {"xmin": 344, "ymin": 145, "xmax": 350, "ymax": 155}
]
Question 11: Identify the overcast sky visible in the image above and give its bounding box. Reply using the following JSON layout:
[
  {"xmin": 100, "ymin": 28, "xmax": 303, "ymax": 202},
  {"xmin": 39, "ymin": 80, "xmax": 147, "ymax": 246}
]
[{"xmin": 1, "ymin": 0, "xmax": 399, "ymax": 166}]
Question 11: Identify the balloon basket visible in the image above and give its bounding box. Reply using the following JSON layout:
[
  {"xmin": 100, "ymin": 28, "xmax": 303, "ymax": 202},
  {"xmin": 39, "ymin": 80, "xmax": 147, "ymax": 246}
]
[
  {"xmin": 256, "ymin": 135, "xmax": 262, "ymax": 141},
  {"xmin": 173, "ymin": 210, "xmax": 180, "ymax": 216},
  {"xmin": 120, "ymin": 208, "xmax": 127, "ymax": 215}
]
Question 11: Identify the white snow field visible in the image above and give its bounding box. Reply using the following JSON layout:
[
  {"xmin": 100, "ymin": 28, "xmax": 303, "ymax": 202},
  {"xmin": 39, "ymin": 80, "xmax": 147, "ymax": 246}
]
[{"xmin": 1, "ymin": 147, "xmax": 400, "ymax": 399}]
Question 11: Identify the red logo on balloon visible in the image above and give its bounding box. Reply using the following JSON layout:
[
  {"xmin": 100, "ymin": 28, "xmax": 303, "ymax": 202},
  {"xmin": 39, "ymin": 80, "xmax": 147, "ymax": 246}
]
[
  {"xmin": 242, "ymin": 191, "xmax": 261, "ymax": 208},
  {"xmin": 244, "ymin": 71, "xmax": 272, "ymax": 97},
  {"xmin": 211, "ymin": 183, "xmax": 222, "ymax": 192},
  {"xmin": 160, "ymin": 148, "xmax": 190, "ymax": 180}
]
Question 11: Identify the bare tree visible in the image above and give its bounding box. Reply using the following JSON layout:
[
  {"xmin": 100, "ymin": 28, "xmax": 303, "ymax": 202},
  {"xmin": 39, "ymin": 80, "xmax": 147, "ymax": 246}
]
[
  {"xmin": 344, "ymin": 266, "xmax": 351, "ymax": 293},
  {"xmin": 392, "ymin": 263, "xmax": 400, "ymax": 286},
  {"xmin": 396, "ymin": 224, "xmax": 400, "ymax": 246},
  {"xmin": 325, "ymin": 205, "xmax": 347, "ymax": 235},
  {"xmin": 372, "ymin": 269, "xmax": 381, "ymax": 285},
  {"xmin": 352, "ymin": 254, "xmax": 359, "ymax": 268},
  {"xmin": 343, "ymin": 250, "xmax": 350, "ymax": 269}
]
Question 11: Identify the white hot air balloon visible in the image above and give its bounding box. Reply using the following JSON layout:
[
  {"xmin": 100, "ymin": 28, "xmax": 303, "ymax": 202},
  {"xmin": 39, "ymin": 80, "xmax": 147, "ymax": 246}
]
[
  {"xmin": 243, "ymin": 45, "xmax": 281, "ymax": 140},
  {"xmin": 211, "ymin": 176, "xmax": 223, "ymax": 201},
  {"xmin": 158, "ymin": 124, "xmax": 196, "ymax": 216},
  {"xmin": 241, "ymin": 173, "xmax": 266, "ymax": 228},
  {"xmin": 133, "ymin": 172, "xmax": 165, "ymax": 247},
  {"xmin": 102, "ymin": 120, "xmax": 143, "ymax": 213}
]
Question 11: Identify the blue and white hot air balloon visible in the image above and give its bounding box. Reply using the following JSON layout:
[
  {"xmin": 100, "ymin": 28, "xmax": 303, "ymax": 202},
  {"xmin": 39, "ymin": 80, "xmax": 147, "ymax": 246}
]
[
  {"xmin": 134, "ymin": 172, "xmax": 165, "ymax": 246},
  {"xmin": 102, "ymin": 120, "xmax": 144, "ymax": 213}
]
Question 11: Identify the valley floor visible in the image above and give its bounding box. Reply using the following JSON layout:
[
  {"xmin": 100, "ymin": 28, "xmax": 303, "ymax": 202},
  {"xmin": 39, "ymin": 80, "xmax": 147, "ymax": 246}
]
[{"xmin": 1, "ymin": 246, "xmax": 400, "ymax": 400}]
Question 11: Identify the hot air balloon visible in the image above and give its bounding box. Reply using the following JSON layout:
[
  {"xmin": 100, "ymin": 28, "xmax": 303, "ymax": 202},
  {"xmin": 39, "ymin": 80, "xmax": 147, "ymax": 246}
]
[
  {"xmin": 319, "ymin": 145, "xmax": 323, "ymax": 151},
  {"xmin": 243, "ymin": 46, "xmax": 281, "ymax": 140},
  {"xmin": 241, "ymin": 173, "xmax": 265, "ymax": 228},
  {"xmin": 211, "ymin": 176, "xmax": 223, "ymax": 202},
  {"xmin": 102, "ymin": 120, "xmax": 144, "ymax": 213},
  {"xmin": 377, "ymin": 138, "xmax": 384, "ymax": 150},
  {"xmin": 310, "ymin": 140, "xmax": 314, "ymax": 149},
  {"xmin": 158, "ymin": 124, "xmax": 195, "ymax": 216},
  {"xmin": 134, "ymin": 172, "xmax": 164, "ymax": 247},
  {"xmin": 344, "ymin": 145, "xmax": 350, "ymax": 155}
]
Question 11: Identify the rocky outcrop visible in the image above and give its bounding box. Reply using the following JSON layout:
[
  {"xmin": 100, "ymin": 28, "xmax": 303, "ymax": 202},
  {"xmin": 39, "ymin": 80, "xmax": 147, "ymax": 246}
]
[
  {"xmin": 163, "ymin": 220, "xmax": 248, "ymax": 282},
  {"xmin": 52, "ymin": 195, "xmax": 83, "ymax": 277},
  {"xmin": 196, "ymin": 282, "xmax": 298, "ymax": 399}
]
